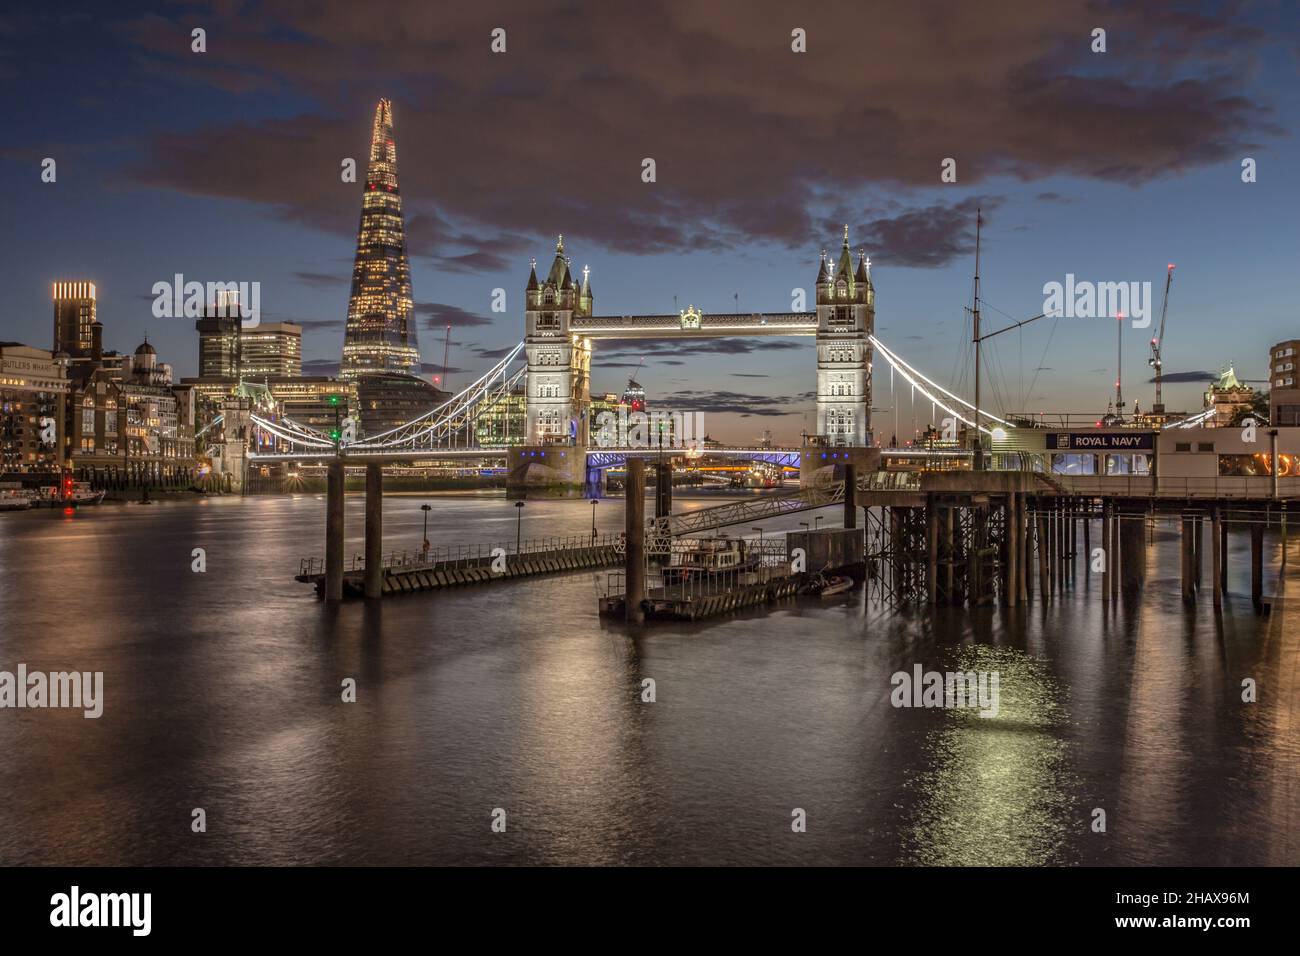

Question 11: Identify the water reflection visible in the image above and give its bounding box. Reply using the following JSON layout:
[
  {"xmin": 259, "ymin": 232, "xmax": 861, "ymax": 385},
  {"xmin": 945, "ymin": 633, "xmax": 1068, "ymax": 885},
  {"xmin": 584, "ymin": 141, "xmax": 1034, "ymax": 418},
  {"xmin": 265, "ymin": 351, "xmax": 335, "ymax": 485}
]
[{"xmin": 0, "ymin": 495, "xmax": 1295, "ymax": 865}]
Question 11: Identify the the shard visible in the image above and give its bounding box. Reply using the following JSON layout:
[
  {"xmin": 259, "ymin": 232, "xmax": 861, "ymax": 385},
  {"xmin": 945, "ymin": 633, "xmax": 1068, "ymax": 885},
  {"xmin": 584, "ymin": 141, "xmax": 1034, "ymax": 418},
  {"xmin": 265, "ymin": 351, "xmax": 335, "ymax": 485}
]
[{"xmin": 340, "ymin": 98, "xmax": 419, "ymax": 379}]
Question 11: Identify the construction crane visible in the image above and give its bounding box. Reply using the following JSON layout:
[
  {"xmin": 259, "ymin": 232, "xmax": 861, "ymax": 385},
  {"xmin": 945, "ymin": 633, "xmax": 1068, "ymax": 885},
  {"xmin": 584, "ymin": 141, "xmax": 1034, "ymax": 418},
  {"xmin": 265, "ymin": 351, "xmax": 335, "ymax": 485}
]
[
  {"xmin": 622, "ymin": 357, "xmax": 646, "ymax": 412},
  {"xmin": 1149, "ymin": 264, "xmax": 1175, "ymax": 416},
  {"xmin": 439, "ymin": 324, "xmax": 451, "ymax": 390}
]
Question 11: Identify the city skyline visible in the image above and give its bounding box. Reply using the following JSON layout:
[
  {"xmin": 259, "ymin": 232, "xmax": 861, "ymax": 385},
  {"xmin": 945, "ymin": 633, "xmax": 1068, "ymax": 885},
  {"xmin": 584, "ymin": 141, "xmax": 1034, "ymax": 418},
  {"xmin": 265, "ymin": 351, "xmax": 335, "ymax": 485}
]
[{"xmin": 2, "ymin": 2, "xmax": 1298, "ymax": 443}]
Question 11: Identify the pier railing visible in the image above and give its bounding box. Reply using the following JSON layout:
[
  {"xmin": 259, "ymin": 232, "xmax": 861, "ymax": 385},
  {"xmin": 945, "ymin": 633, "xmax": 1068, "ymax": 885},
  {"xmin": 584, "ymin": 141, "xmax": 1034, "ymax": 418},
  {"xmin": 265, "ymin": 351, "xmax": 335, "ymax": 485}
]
[
  {"xmin": 299, "ymin": 532, "xmax": 624, "ymax": 577},
  {"xmin": 1043, "ymin": 475, "xmax": 1300, "ymax": 499}
]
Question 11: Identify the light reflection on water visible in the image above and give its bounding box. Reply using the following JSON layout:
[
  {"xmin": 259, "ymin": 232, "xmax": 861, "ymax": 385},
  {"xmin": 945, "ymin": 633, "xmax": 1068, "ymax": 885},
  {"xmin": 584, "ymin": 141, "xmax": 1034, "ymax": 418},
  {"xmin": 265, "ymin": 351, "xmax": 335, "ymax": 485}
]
[{"xmin": 0, "ymin": 494, "xmax": 1295, "ymax": 865}]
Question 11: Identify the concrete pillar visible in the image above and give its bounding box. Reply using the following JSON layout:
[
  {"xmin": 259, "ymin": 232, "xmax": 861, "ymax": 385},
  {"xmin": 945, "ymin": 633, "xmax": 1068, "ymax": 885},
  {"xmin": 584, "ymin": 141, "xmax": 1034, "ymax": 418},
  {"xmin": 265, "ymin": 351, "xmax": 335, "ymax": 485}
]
[
  {"xmin": 1121, "ymin": 513, "xmax": 1146, "ymax": 595},
  {"xmin": 843, "ymin": 464, "xmax": 857, "ymax": 529},
  {"xmin": 1006, "ymin": 495, "xmax": 1018, "ymax": 607},
  {"xmin": 1037, "ymin": 512, "xmax": 1050, "ymax": 600},
  {"xmin": 1083, "ymin": 505, "xmax": 1091, "ymax": 588},
  {"xmin": 364, "ymin": 462, "xmax": 383, "ymax": 600},
  {"xmin": 325, "ymin": 459, "xmax": 345, "ymax": 602},
  {"xmin": 1019, "ymin": 495, "xmax": 1030, "ymax": 605},
  {"xmin": 944, "ymin": 506, "xmax": 955, "ymax": 603},
  {"xmin": 927, "ymin": 495, "xmax": 939, "ymax": 607},
  {"xmin": 1181, "ymin": 516, "xmax": 1196, "ymax": 606},
  {"xmin": 1101, "ymin": 500, "xmax": 1111, "ymax": 600},
  {"xmin": 625, "ymin": 458, "xmax": 646, "ymax": 624},
  {"xmin": 1069, "ymin": 502, "xmax": 1077, "ymax": 586},
  {"xmin": 1220, "ymin": 518, "xmax": 1229, "ymax": 592},
  {"xmin": 1211, "ymin": 507, "xmax": 1222, "ymax": 610},
  {"xmin": 1048, "ymin": 503, "xmax": 1057, "ymax": 594},
  {"xmin": 1194, "ymin": 515, "xmax": 1203, "ymax": 588},
  {"xmin": 1110, "ymin": 510, "xmax": 1120, "ymax": 601},
  {"xmin": 1251, "ymin": 522, "xmax": 1264, "ymax": 614},
  {"xmin": 1283, "ymin": 503, "xmax": 1289, "ymax": 569}
]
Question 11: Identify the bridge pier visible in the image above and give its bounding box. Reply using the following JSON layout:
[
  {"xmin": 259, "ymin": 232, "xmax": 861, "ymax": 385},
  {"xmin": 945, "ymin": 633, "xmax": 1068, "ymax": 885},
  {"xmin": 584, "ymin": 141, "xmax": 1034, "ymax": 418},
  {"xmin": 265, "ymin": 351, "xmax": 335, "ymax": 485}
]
[
  {"xmin": 654, "ymin": 461, "xmax": 672, "ymax": 518},
  {"xmin": 325, "ymin": 459, "xmax": 345, "ymax": 603},
  {"xmin": 506, "ymin": 445, "xmax": 588, "ymax": 499},
  {"xmin": 364, "ymin": 462, "xmax": 383, "ymax": 600},
  {"xmin": 624, "ymin": 458, "xmax": 646, "ymax": 624},
  {"xmin": 843, "ymin": 464, "xmax": 857, "ymax": 529}
]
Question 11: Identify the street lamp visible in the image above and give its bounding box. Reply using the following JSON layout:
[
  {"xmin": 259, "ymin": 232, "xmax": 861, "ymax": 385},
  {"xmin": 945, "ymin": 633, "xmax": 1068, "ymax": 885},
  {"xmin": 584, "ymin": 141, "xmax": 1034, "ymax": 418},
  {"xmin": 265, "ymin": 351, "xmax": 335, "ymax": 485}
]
[
  {"xmin": 514, "ymin": 500, "xmax": 525, "ymax": 552},
  {"xmin": 590, "ymin": 497, "xmax": 599, "ymax": 542},
  {"xmin": 420, "ymin": 503, "xmax": 432, "ymax": 556}
]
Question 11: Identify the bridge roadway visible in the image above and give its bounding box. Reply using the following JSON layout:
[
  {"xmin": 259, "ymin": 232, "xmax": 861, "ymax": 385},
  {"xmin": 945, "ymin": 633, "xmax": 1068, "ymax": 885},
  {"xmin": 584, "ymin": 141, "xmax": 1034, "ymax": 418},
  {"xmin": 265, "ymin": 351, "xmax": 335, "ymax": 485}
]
[
  {"xmin": 249, "ymin": 444, "xmax": 807, "ymax": 466},
  {"xmin": 571, "ymin": 311, "xmax": 817, "ymax": 339}
]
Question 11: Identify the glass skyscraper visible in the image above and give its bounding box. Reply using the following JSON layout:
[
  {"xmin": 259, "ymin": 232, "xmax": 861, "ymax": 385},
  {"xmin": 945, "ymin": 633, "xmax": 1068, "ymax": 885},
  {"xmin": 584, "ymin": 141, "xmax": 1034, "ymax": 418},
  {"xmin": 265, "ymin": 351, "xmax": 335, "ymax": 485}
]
[{"xmin": 340, "ymin": 99, "xmax": 419, "ymax": 380}]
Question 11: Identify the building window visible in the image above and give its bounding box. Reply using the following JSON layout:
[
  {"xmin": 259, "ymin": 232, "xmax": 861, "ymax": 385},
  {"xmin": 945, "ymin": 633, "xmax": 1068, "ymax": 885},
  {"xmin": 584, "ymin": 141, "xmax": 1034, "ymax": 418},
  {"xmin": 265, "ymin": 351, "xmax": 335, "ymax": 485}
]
[{"xmin": 1175, "ymin": 442, "xmax": 1191, "ymax": 452}]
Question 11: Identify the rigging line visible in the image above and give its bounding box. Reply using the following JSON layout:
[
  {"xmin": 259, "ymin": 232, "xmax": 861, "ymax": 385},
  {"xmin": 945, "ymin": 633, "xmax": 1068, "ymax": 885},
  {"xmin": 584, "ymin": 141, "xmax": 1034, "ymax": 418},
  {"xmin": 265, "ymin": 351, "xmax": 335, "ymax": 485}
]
[{"xmin": 1024, "ymin": 314, "xmax": 1060, "ymax": 410}]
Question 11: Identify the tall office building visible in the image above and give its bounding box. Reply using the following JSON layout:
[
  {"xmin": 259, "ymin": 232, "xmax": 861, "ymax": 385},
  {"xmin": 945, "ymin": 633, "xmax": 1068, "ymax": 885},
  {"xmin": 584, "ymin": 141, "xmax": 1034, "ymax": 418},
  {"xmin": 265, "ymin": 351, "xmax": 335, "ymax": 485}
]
[
  {"xmin": 1270, "ymin": 339, "xmax": 1300, "ymax": 426},
  {"xmin": 340, "ymin": 98, "xmax": 419, "ymax": 380},
  {"xmin": 53, "ymin": 282, "xmax": 97, "ymax": 358},
  {"xmin": 196, "ymin": 315, "xmax": 241, "ymax": 379},
  {"xmin": 240, "ymin": 322, "xmax": 302, "ymax": 379}
]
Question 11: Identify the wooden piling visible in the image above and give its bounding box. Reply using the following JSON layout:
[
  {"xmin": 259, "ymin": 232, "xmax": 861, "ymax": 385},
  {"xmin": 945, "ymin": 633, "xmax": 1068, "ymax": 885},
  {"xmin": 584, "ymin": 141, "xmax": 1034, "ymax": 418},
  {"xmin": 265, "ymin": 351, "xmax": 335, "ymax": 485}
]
[
  {"xmin": 325, "ymin": 459, "xmax": 345, "ymax": 603},
  {"xmin": 1211, "ymin": 507, "xmax": 1222, "ymax": 609},
  {"xmin": 625, "ymin": 458, "xmax": 646, "ymax": 624},
  {"xmin": 364, "ymin": 462, "xmax": 383, "ymax": 600}
]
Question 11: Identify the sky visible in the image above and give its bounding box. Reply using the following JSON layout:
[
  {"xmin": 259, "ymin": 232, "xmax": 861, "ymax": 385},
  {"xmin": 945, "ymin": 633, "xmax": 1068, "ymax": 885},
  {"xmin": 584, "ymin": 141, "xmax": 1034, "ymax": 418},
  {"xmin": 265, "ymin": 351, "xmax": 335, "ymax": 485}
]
[{"xmin": 1, "ymin": 0, "xmax": 1298, "ymax": 443}]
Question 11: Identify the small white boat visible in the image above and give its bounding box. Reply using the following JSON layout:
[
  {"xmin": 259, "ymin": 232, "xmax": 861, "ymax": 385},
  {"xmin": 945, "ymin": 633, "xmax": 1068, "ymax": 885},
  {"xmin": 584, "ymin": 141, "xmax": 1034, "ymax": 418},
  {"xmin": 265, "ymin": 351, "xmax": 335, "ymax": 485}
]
[
  {"xmin": 31, "ymin": 482, "xmax": 106, "ymax": 507},
  {"xmin": 0, "ymin": 491, "xmax": 32, "ymax": 511}
]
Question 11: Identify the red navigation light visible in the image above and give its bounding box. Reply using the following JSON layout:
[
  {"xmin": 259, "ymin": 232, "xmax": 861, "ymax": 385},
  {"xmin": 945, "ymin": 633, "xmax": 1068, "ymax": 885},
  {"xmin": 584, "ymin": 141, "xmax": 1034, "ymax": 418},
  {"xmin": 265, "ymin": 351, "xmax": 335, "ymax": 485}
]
[{"xmin": 1168, "ymin": 263, "xmax": 1175, "ymax": 270}]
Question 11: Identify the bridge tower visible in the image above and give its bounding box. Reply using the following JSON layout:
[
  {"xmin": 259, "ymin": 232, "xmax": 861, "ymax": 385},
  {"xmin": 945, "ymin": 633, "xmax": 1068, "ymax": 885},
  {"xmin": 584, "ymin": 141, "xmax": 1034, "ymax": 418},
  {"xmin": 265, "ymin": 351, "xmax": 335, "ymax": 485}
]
[
  {"xmin": 815, "ymin": 226, "xmax": 873, "ymax": 446},
  {"xmin": 524, "ymin": 235, "xmax": 592, "ymax": 444},
  {"xmin": 510, "ymin": 236, "xmax": 592, "ymax": 497}
]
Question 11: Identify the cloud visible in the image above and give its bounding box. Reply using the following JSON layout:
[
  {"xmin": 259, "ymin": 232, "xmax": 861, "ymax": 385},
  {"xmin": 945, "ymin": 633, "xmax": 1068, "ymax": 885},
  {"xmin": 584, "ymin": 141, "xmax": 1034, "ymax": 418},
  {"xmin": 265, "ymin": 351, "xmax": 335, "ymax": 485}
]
[
  {"xmin": 416, "ymin": 302, "xmax": 496, "ymax": 329},
  {"xmin": 302, "ymin": 358, "xmax": 340, "ymax": 376},
  {"xmin": 1149, "ymin": 370, "xmax": 1214, "ymax": 383},
  {"xmin": 666, "ymin": 388, "xmax": 813, "ymax": 417},
  {"xmin": 295, "ymin": 271, "xmax": 348, "ymax": 288},
  {"xmin": 113, "ymin": 0, "xmax": 1280, "ymax": 262},
  {"xmin": 860, "ymin": 198, "xmax": 1001, "ymax": 268}
]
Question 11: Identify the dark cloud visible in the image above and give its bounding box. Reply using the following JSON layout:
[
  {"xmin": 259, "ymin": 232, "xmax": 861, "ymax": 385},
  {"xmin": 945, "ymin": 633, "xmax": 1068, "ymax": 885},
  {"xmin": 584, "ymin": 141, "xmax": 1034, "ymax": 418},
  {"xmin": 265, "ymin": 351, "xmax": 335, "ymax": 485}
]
[
  {"xmin": 303, "ymin": 358, "xmax": 341, "ymax": 376},
  {"xmin": 116, "ymin": 0, "xmax": 1279, "ymax": 265},
  {"xmin": 417, "ymin": 362, "xmax": 469, "ymax": 376},
  {"xmin": 1149, "ymin": 370, "xmax": 1215, "ymax": 383},
  {"xmin": 295, "ymin": 271, "xmax": 348, "ymax": 287},
  {"xmin": 416, "ymin": 302, "xmax": 496, "ymax": 329},
  {"xmin": 289, "ymin": 318, "xmax": 345, "ymax": 331},
  {"xmin": 598, "ymin": 338, "xmax": 810, "ymax": 359},
  {"xmin": 861, "ymin": 198, "xmax": 1001, "ymax": 268},
  {"xmin": 668, "ymin": 389, "xmax": 812, "ymax": 417}
]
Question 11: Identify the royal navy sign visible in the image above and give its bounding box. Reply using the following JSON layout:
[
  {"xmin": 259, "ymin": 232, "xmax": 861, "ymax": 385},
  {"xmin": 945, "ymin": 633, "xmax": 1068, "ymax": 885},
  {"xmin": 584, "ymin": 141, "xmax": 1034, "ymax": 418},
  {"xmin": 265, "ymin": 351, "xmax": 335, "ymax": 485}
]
[{"xmin": 1051, "ymin": 431, "xmax": 1154, "ymax": 451}]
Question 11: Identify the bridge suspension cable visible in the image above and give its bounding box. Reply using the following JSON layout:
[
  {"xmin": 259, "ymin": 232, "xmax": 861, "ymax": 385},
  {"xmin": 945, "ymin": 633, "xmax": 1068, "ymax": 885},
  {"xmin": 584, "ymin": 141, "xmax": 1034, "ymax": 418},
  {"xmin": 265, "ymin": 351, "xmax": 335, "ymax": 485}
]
[
  {"xmin": 869, "ymin": 335, "xmax": 1012, "ymax": 433},
  {"xmin": 351, "ymin": 342, "xmax": 526, "ymax": 451}
]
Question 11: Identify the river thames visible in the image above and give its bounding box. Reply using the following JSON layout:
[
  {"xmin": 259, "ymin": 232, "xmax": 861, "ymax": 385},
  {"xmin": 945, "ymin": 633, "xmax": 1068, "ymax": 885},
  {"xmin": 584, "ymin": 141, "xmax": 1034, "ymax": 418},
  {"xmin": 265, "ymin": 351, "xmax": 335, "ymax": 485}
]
[{"xmin": 0, "ymin": 492, "xmax": 1296, "ymax": 866}]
